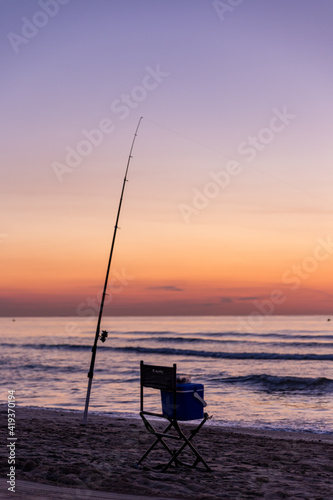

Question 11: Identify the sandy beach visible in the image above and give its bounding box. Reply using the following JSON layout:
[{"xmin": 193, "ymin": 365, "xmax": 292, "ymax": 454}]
[{"xmin": 1, "ymin": 406, "xmax": 332, "ymax": 499}]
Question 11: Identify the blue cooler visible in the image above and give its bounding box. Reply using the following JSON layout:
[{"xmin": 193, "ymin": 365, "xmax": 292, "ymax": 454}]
[{"xmin": 161, "ymin": 383, "xmax": 205, "ymax": 421}]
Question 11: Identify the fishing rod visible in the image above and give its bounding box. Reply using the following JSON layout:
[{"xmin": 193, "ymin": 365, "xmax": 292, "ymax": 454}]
[{"xmin": 83, "ymin": 117, "xmax": 143, "ymax": 425}]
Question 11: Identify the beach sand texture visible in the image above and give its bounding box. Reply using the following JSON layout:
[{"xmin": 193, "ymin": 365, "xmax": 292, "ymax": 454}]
[{"xmin": 1, "ymin": 407, "xmax": 332, "ymax": 500}]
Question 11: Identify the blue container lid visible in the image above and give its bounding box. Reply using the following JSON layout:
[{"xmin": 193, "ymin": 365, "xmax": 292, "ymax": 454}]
[{"xmin": 174, "ymin": 382, "xmax": 204, "ymax": 392}]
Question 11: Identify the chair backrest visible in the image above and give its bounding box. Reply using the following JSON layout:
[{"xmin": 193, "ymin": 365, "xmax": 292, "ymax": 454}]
[
  {"xmin": 140, "ymin": 361, "xmax": 177, "ymax": 417},
  {"xmin": 141, "ymin": 361, "xmax": 176, "ymax": 390}
]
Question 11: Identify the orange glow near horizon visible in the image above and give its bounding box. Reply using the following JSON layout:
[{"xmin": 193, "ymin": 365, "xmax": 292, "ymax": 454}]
[{"xmin": 2, "ymin": 208, "xmax": 333, "ymax": 316}]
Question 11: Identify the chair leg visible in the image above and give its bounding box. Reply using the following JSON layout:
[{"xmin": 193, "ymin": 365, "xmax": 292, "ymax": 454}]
[
  {"xmin": 137, "ymin": 420, "xmax": 177, "ymax": 468},
  {"xmin": 161, "ymin": 417, "xmax": 212, "ymax": 472},
  {"xmin": 137, "ymin": 415, "xmax": 212, "ymax": 472},
  {"xmin": 166, "ymin": 437, "xmax": 212, "ymax": 472},
  {"xmin": 161, "ymin": 432, "xmax": 211, "ymax": 472}
]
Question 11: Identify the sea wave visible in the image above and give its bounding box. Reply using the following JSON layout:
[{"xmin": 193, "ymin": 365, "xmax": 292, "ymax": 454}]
[
  {"xmin": 211, "ymin": 374, "xmax": 333, "ymax": 393},
  {"xmin": 138, "ymin": 336, "xmax": 333, "ymax": 348},
  {"xmin": 206, "ymin": 332, "xmax": 333, "ymax": 340},
  {"xmin": 113, "ymin": 346, "xmax": 333, "ymax": 360},
  {"xmin": 103, "ymin": 330, "xmax": 333, "ymax": 340},
  {"xmin": 2, "ymin": 342, "xmax": 333, "ymax": 360}
]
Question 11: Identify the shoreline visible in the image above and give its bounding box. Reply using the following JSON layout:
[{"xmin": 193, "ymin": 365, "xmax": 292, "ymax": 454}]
[
  {"xmin": 2, "ymin": 404, "xmax": 332, "ymax": 442},
  {"xmin": 1, "ymin": 406, "xmax": 332, "ymax": 499}
]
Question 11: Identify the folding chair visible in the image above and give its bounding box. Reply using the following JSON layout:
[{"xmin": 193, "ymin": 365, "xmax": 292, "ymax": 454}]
[{"xmin": 136, "ymin": 361, "xmax": 212, "ymax": 472}]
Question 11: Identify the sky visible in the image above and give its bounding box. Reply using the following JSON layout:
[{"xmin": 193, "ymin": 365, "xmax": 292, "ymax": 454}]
[{"xmin": 1, "ymin": 0, "xmax": 333, "ymax": 317}]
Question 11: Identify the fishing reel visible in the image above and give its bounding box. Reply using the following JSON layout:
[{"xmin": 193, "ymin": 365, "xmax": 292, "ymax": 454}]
[{"xmin": 99, "ymin": 330, "xmax": 108, "ymax": 343}]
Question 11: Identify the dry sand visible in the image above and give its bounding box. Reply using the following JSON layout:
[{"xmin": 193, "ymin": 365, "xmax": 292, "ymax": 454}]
[{"xmin": 1, "ymin": 406, "xmax": 332, "ymax": 499}]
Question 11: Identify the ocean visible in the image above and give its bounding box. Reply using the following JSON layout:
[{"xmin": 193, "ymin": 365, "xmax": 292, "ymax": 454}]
[{"xmin": 1, "ymin": 316, "xmax": 332, "ymax": 434}]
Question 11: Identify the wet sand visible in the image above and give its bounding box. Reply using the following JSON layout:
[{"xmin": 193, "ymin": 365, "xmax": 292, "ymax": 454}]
[{"xmin": 1, "ymin": 406, "xmax": 332, "ymax": 499}]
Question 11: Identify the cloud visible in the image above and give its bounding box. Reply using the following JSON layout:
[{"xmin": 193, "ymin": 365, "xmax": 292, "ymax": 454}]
[
  {"xmin": 147, "ymin": 286, "xmax": 183, "ymax": 292},
  {"xmin": 220, "ymin": 296, "xmax": 265, "ymax": 303},
  {"xmin": 220, "ymin": 297, "xmax": 233, "ymax": 303},
  {"xmin": 238, "ymin": 296, "xmax": 263, "ymax": 301}
]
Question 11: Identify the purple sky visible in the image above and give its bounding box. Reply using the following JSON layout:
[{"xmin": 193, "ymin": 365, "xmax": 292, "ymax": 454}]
[{"xmin": 1, "ymin": 0, "xmax": 333, "ymax": 316}]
